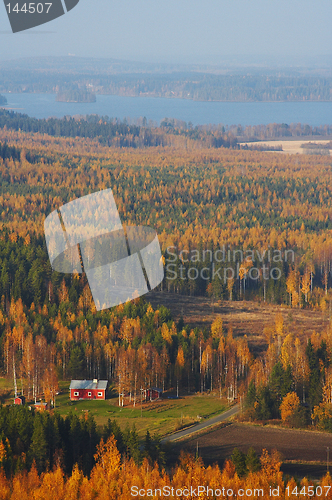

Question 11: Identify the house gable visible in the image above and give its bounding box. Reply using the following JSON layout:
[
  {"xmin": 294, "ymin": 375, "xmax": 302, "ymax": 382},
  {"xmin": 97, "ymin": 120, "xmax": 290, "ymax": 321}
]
[{"xmin": 70, "ymin": 379, "xmax": 108, "ymax": 400}]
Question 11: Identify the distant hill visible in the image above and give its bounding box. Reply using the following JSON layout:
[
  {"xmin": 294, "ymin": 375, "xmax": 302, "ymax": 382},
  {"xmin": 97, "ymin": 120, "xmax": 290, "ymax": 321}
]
[
  {"xmin": 2, "ymin": 56, "xmax": 332, "ymax": 102},
  {"xmin": 0, "ymin": 55, "xmax": 192, "ymax": 75}
]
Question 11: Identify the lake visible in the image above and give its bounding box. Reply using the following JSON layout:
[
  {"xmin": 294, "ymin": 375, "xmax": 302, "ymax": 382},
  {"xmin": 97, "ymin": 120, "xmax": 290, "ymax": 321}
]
[{"xmin": 2, "ymin": 92, "xmax": 332, "ymax": 127}]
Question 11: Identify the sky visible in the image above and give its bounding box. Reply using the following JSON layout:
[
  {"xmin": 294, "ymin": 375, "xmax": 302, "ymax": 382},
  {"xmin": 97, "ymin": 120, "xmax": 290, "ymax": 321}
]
[{"xmin": 1, "ymin": 0, "xmax": 332, "ymax": 64}]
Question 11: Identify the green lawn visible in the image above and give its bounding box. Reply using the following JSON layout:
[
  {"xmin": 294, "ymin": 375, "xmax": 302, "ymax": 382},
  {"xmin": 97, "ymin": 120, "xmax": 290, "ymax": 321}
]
[
  {"xmin": 0, "ymin": 377, "xmax": 228, "ymax": 438},
  {"xmin": 0, "ymin": 377, "xmax": 15, "ymax": 392},
  {"xmin": 55, "ymin": 388, "xmax": 227, "ymax": 438},
  {"xmin": 0, "ymin": 377, "xmax": 16, "ymax": 403}
]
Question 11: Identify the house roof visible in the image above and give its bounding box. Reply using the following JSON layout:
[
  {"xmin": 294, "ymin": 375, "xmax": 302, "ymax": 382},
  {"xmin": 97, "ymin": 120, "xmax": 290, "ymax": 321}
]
[{"xmin": 69, "ymin": 379, "xmax": 108, "ymax": 390}]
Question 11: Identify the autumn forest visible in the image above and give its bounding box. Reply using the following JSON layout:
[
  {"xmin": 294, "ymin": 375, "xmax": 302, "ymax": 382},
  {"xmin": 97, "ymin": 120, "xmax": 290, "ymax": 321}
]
[{"xmin": 0, "ymin": 111, "xmax": 332, "ymax": 497}]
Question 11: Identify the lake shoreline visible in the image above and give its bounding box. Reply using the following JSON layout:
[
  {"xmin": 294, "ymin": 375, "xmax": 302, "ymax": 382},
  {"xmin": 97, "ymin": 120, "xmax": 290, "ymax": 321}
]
[
  {"xmin": 2, "ymin": 92, "xmax": 332, "ymax": 127},
  {"xmin": 4, "ymin": 90, "xmax": 332, "ymax": 104}
]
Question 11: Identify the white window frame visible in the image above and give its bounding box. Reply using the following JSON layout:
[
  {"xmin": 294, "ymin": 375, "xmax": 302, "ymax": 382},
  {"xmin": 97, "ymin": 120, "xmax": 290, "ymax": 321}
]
[
  {"xmin": 98, "ymin": 392, "xmax": 103, "ymax": 397},
  {"xmin": 88, "ymin": 392, "xmax": 92, "ymax": 396},
  {"xmin": 74, "ymin": 391, "xmax": 79, "ymax": 397}
]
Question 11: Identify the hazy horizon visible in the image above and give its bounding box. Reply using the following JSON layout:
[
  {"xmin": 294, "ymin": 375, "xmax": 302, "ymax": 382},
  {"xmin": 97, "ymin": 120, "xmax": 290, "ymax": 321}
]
[
  {"xmin": 1, "ymin": 0, "xmax": 332, "ymax": 66},
  {"xmin": 3, "ymin": 53, "xmax": 332, "ymax": 69}
]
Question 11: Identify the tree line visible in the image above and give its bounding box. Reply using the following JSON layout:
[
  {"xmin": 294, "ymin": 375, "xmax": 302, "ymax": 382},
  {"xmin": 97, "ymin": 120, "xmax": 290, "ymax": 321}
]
[
  {"xmin": 0, "ymin": 433, "xmax": 328, "ymax": 499},
  {"xmin": 0, "ymin": 404, "xmax": 163, "ymax": 476},
  {"xmin": 0, "ymin": 110, "xmax": 237, "ymax": 149}
]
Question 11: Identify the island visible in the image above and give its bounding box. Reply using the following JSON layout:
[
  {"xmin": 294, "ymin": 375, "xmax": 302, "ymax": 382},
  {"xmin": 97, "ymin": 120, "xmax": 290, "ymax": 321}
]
[
  {"xmin": 0, "ymin": 95, "xmax": 7, "ymax": 106},
  {"xmin": 56, "ymin": 89, "xmax": 96, "ymax": 103}
]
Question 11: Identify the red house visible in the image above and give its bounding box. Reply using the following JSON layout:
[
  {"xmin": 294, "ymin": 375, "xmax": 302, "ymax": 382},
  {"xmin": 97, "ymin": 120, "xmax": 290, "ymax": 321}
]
[{"xmin": 69, "ymin": 379, "xmax": 108, "ymax": 401}]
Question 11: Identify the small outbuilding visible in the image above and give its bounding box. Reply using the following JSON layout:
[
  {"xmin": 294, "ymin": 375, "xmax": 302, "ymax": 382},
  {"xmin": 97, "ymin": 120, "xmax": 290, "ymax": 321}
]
[
  {"xmin": 14, "ymin": 396, "xmax": 25, "ymax": 405},
  {"xmin": 69, "ymin": 379, "xmax": 108, "ymax": 401},
  {"xmin": 34, "ymin": 402, "xmax": 48, "ymax": 411},
  {"xmin": 146, "ymin": 387, "xmax": 162, "ymax": 401}
]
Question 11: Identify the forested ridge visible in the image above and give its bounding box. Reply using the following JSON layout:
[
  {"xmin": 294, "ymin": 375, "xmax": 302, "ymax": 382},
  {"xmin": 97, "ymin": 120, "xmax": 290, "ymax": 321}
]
[
  {"xmin": 3, "ymin": 66, "xmax": 332, "ymax": 102},
  {"xmin": 1, "ymin": 110, "xmax": 331, "ymax": 151},
  {"xmin": 0, "ymin": 110, "xmax": 237, "ymax": 149}
]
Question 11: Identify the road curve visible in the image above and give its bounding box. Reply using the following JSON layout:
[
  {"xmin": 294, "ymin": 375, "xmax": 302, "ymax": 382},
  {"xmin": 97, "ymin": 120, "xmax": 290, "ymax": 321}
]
[{"xmin": 161, "ymin": 403, "xmax": 240, "ymax": 444}]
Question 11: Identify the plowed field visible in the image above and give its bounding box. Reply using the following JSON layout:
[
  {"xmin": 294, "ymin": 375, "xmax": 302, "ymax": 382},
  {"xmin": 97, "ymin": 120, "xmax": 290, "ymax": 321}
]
[{"xmin": 169, "ymin": 422, "xmax": 332, "ymax": 479}]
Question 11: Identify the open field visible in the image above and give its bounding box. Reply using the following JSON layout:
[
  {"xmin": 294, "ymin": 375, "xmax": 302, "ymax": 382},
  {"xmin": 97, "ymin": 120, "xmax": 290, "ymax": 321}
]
[
  {"xmin": 146, "ymin": 291, "xmax": 327, "ymax": 352},
  {"xmin": 170, "ymin": 422, "xmax": 332, "ymax": 479},
  {"xmin": 54, "ymin": 391, "xmax": 226, "ymax": 437},
  {"xmin": 239, "ymin": 139, "xmax": 332, "ymax": 155}
]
